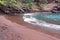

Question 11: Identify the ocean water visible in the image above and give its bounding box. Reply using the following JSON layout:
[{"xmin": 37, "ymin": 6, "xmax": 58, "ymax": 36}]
[
  {"xmin": 32, "ymin": 12, "xmax": 60, "ymax": 22},
  {"xmin": 23, "ymin": 12, "xmax": 60, "ymax": 31}
]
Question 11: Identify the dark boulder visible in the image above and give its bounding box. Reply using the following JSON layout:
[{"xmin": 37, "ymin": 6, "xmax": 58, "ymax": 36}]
[{"xmin": 51, "ymin": 6, "xmax": 60, "ymax": 13}]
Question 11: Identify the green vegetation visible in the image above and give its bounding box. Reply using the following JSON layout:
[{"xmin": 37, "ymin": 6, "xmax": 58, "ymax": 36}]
[
  {"xmin": 22, "ymin": 0, "xmax": 34, "ymax": 10},
  {"xmin": 23, "ymin": 0, "xmax": 34, "ymax": 3},
  {"xmin": 40, "ymin": 0, "xmax": 48, "ymax": 4},
  {"xmin": 0, "ymin": 0, "xmax": 60, "ymax": 14},
  {"xmin": 0, "ymin": 0, "xmax": 17, "ymax": 8},
  {"xmin": 21, "ymin": 0, "xmax": 48, "ymax": 10},
  {"xmin": 57, "ymin": 0, "xmax": 60, "ymax": 3}
]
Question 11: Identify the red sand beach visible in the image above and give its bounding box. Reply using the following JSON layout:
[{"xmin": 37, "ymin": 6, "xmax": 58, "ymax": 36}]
[{"xmin": 0, "ymin": 15, "xmax": 60, "ymax": 40}]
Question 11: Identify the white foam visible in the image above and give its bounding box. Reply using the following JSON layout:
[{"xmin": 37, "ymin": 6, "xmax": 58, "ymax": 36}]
[{"xmin": 23, "ymin": 14, "xmax": 60, "ymax": 30}]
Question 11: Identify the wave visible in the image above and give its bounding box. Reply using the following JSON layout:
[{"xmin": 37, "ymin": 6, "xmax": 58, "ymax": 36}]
[{"xmin": 23, "ymin": 13, "xmax": 60, "ymax": 31}]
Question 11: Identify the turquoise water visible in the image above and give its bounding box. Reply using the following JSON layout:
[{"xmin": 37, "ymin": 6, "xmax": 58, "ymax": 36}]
[
  {"xmin": 23, "ymin": 12, "xmax": 60, "ymax": 33},
  {"xmin": 31, "ymin": 12, "xmax": 60, "ymax": 24},
  {"xmin": 32, "ymin": 12, "xmax": 60, "ymax": 21}
]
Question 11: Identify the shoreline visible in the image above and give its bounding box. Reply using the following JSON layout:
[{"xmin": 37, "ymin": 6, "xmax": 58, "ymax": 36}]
[
  {"xmin": 0, "ymin": 15, "xmax": 60, "ymax": 40},
  {"xmin": 3, "ymin": 14, "xmax": 60, "ymax": 39}
]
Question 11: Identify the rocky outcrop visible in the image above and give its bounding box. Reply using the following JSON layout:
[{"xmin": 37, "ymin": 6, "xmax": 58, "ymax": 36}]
[
  {"xmin": 51, "ymin": 4, "xmax": 60, "ymax": 13},
  {"xmin": 42, "ymin": 3, "xmax": 57, "ymax": 12}
]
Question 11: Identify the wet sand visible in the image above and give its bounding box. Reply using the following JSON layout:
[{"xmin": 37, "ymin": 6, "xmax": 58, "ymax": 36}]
[
  {"xmin": 1, "ymin": 14, "xmax": 59, "ymax": 39},
  {"xmin": 0, "ymin": 15, "xmax": 60, "ymax": 40}
]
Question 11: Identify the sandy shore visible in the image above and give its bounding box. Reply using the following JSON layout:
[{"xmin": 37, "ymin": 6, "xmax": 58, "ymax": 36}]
[
  {"xmin": 4, "ymin": 14, "xmax": 60, "ymax": 38},
  {"xmin": 0, "ymin": 15, "xmax": 60, "ymax": 40},
  {"xmin": 0, "ymin": 16, "xmax": 60, "ymax": 40}
]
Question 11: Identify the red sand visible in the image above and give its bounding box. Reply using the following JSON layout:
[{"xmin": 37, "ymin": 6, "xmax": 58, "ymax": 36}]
[{"xmin": 0, "ymin": 16, "xmax": 60, "ymax": 40}]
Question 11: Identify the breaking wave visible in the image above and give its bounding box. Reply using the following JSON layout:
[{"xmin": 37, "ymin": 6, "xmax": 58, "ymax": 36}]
[{"xmin": 23, "ymin": 13, "xmax": 60, "ymax": 31}]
